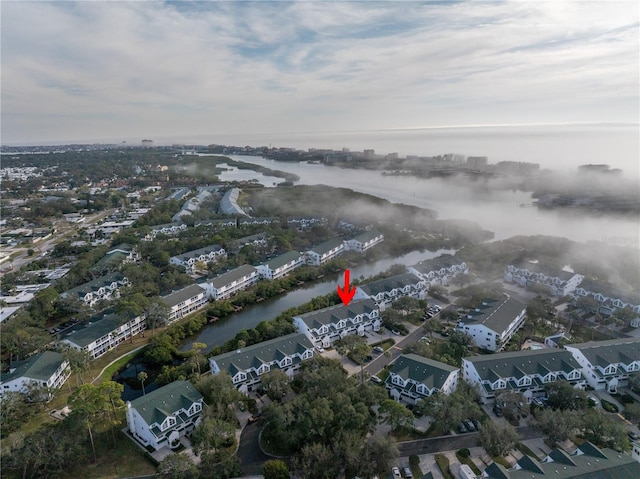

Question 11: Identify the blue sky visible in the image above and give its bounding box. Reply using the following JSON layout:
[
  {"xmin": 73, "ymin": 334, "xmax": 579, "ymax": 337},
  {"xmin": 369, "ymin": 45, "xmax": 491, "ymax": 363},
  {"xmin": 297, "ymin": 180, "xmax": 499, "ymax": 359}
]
[{"xmin": 1, "ymin": 1, "xmax": 638, "ymax": 144}]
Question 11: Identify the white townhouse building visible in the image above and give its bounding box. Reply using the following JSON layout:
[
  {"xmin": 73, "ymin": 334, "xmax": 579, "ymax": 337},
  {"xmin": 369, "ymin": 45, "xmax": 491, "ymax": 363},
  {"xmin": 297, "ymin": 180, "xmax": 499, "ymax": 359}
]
[
  {"xmin": 0, "ymin": 351, "xmax": 71, "ymax": 399},
  {"xmin": 161, "ymin": 284, "xmax": 209, "ymax": 322},
  {"xmin": 294, "ymin": 298, "xmax": 380, "ymax": 348},
  {"xmin": 505, "ymin": 262, "xmax": 584, "ymax": 296},
  {"xmin": 564, "ymin": 338, "xmax": 640, "ymax": 393},
  {"xmin": 126, "ymin": 380, "xmax": 204, "ymax": 452},
  {"xmin": 257, "ymin": 251, "xmax": 305, "ymax": 280},
  {"xmin": 209, "ymin": 333, "xmax": 315, "ymax": 394},
  {"xmin": 572, "ymin": 279, "xmax": 640, "ymax": 318},
  {"xmin": 456, "ymin": 295, "xmax": 527, "ymax": 352},
  {"xmin": 345, "ymin": 230, "xmax": 384, "ymax": 253},
  {"xmin": 204, "ymin": 265, "xmax": 259, "ymax": 300},
  {"xmin": 462, "ymin": 349, "xmax": 585, "ymax": 404},
  {"xmin": 305, "ymin": 238, "xmax": 346, "ymax": 266},
  {"xmin": 61, "ymin": 312, "xmax": 146, "ymax": 360},
  {"xmin": 60, "ymin": 272, "xmax": 129, "ymax": 307},
  {"xmin": 169, "ymin": 245, "xmax": 226, "ymax": 273},
  {"xmin": 105, "ymin": 243, "xmax": 140, "ymax": 263},
  {"xmin": 386, "ymin": 354, "xmax": 459, "ymax": 405},
  {"xmin": 150, "ymin": 222, "xmax": 187, "ymax": 238},
  {"xmin": 238, "ymin": 217, "xmax": 279, "ymax": 226},
  {"xmin": 194, "ymin": 218, "xmax": 238, "ymax": 229},
  {"xmin": 229, "ymin": 233, "xmax": 269, "ymax": 253},
  {"xmin": 408, "ymin": 254, "xmax": 468, "ymax": 286},
  {"xmin": 220, "ymin": 187, "xmax": 248, "ymax": 216},
  {"xmin": 354, "ymin": 272, "xmax": 427, "ymax": 310},
  {"xmin": 287, "ymin": 217, "xmax": 326, "ymax": 229}
]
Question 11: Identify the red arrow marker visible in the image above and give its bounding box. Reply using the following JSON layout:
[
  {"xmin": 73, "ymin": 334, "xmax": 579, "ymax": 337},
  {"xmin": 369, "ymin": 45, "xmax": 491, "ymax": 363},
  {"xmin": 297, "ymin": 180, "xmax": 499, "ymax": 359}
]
[{"xmin": 337, "ymin": 269, "xmax": 356, "ymax": 306}]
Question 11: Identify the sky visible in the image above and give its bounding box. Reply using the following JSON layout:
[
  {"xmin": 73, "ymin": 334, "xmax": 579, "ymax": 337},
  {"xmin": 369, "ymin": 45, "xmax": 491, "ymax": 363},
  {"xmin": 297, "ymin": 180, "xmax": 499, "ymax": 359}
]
[{"xmin": 1, "ymin": 0, "xmax": 639, "ymax": 146}]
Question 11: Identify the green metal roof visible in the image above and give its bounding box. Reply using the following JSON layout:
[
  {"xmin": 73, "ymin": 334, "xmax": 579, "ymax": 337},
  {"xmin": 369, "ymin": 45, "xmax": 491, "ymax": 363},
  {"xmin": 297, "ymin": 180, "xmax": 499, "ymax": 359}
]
[
  {"xmin": 161, "ymin": 284, "xmax": 207, "ymax": 308},
  {"xmin": 1, "ymin": 351, "xmax": 66, "ymax": 383},
  {"xmin": 129, "ymin": 380, "xmax": 202, "ymax": 427},
  {"xmin": 459, "ymin": 296, "xmax": 526, "ymax": 334},
  {"xmin": 210, "ymin": 265, "xmax": 257, "ymax": 289},
  {"xmin": 411, "ymin": 254, "xmax": 465, "ymax": 274},
  {"xmin": 308, "ymin": 238, "xmax": 344, "ymax": 255},
  {"xmin": 350, "ymin": 230, "xmax": 382, "ymax": 243},
  {"xmin": 62, "ymin": 312, "xmax": 128, "ymax": 348},
  {"xmin": 61, "ymin": 272, "xmax": 126, "ymax": 299},
  {"xmin": 296, "ymin": 298, "xmax": 378, "ymax": 329}
]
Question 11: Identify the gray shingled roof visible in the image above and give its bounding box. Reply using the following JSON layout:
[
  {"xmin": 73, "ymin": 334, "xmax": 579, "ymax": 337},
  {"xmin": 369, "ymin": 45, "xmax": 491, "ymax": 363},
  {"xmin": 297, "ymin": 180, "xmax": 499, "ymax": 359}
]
[
  {"xmin": 172, "ymin": 245, "xmax": 224, "ymax": 262},
  {"xmin": 129, "ymin": 380, "xmax": 202, "ymax": 426},
  {"xmin": 464, "ymin": 349, "xmax": 581, "ymax": 381},
  {"xmin": 210, "ymin": 265, "xmax": 257, "ymax": 289},
  {"xmin": 389, "ymin": 354, "xmax": 457, "ymax": 389},
  {"xmin": 576, "ymin": 279, "xmax": 640, "ymax": 306},
  {"xmin": 211, "ymin": 333, "xmax": 314, "ymax": 375},
  {"xmin": 359, "ymin": 272, "xmax": 421, "ymax": 296},
  {"xmin": 62, "ymin": 272, "xmax": 126, "ymax": 299},
  {"xmin": 309, "ymin": 238, "xmax": 344, "ymax": 255},
  {"xmin": 161, "ymin": 284, "xmax": 207, "ymax": 308},
  {"xmin": 1, "ymin": 351, "xmax": 66, "ymax": 383},
  {"xmin": 511, "ymin": 261, "xmax": 576, "ymax": 281},
  {"xmin": 460, "ymin": 296, "xmax": 526, "ymax": 333},
  {"xmin": 566, "ymin": 337, "xmax": 640, "ymax": 368},
  {"xmin": 296, "ymin": 298, "xmax": 378, "ymax": 329},
  {"xmin": 411, "ymin": 254, "xmax": 464, "ymax": 274},
  {"xmin": 265, "ymin": 251, "xmax": 303, "ymax": 270}
]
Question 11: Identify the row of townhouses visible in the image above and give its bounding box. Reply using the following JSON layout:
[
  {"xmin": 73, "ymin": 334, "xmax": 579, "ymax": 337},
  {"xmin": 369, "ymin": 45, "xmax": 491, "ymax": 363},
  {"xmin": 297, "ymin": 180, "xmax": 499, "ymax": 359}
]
[
  {"xmin": 60, "ymin": 272, "xmax": 129, "ymax": 307},
  {"xmin": 408, "ymin": 254, "xmax": 468, "ymax": 286},
  {"xmin": 169, "ymin": 245, "xmax": 227, "ymax": 273},
  {"xmin": 0, "ymin": 351, "xmax": 71, "ymax": 399}
]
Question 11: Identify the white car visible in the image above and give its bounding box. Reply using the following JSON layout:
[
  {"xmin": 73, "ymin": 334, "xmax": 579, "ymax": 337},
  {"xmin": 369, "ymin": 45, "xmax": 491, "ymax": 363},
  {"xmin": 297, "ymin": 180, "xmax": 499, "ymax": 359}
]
[
  {"xmin": 392, "ymin": 466, "xmax": 401, "ymax": 478},
  {"xmin": 315, "ymin": 346, "xmax": 325, "ymax": 353}
]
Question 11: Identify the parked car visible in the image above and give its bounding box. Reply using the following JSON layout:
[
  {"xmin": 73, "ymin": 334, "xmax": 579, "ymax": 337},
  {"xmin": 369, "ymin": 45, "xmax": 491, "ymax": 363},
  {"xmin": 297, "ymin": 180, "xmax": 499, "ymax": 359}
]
[
  {"xmin": 315, "ymin": 345, "xmax": 325, "ymax": 353},
  {"xmin": 392, "ymin": 466, "xmax": 401, "ymax": 478},
  {"xmin": 493, "ymin": 405, "xmax": 504, "ymax": 417},
  {"xmin": 373, "ymin": 346, "xmax": 384, "ymax": 353},
  {"xmin": 464, "ymin": 419, "xmax": 476, "ymax": 432},
  {"xmin": 423, "ymin": 313, "xmax": 433, "ymax": 319},
  {"xmin": 587, "ymin": 395, "xmax": 600, "ymax": 407},
  {"xmin": 403, "ymin": 467, "xmax": 413, "ymax": 478},
  {"xmin": 369, "ymin": 375, "xmax": 382, "ymax": 384},
  {"xmin": 628, "ymin": 431, "xmax": 639, "ymax": 441},
  {"xmin": 458, "ymin": 422, "xmax": 468, "ymax": 433},
  {"xmin": 392, "ymin": 329, "xmax": 401, "ymax": 336}
]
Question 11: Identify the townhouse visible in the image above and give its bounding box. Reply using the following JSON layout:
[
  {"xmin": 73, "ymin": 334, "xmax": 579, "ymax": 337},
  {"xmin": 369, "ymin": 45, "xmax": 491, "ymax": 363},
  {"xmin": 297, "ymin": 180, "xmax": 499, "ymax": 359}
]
[
  {"xmin": 169, "ymin": 245, "xmax": 226, "ymax": 273},
  {"xmin": 386, "ymin": 354, "xmax": 459, "ymax": 405},
  {"xmin": 462, "ymin": 348, "xmax": 584, "ymax": 404},
  {"xmin": 209, "ymin": 333, "xmax": 315, "ymax": 394},
  {"xmin": 456, "ymin": 295, "xmax": 527, "ymax": 352},
  {"xmin": 0, "ymin": 351, "xmax": 71, "ymax": 399},
  {"xmin": 305, "ymin": 238, "xmax": 346, "ymax": 266},
  {"xmin": 60, "ymin": 272, "xmax": 129, "ymax": 307},
  {"xmin": 354, "ymin": 272, "xmax": 427, "ymax": 310},
  {"xmin": 220, "ymin": 187, "xmax": 248, "ymax": 216},
  {"xmin": 126, "ymin": 380, "xmax": 204, "ymax": 452},
  {"xmin": 204, "ymin": 265, "xmax": 259, "ymax": 300},
  {"xmin": 238, "ymin": 217, "xmax": 279, "ymax": 226},
  {"xmin": 150, "ymin": 222, "xmax": 187, "ymax": 237},
  {"xmin": 287, "ymin": 216, "xmax": 326, "ymax": 229},
  {"xmin": 482, "ymin": 442, "xmax": 640, "ymax": 478},
  {"xmin": 505, "ymin": 262, "xmax": 584, "ymax": 296},
  {"xmin": 293, "ymin": 298, "xmax": 380, "ymax": 348},
  {"xmin": 564, "ymin": 337, "xmax": 640, "ymax": 393},
  {"xmin": 257, "ymin": 251, "xmax": 305, "ymax": 280},
  {"xmin": 94, "ymin": 243, "xmax": 139, "ymax": 272},
  {"xmin": 229, "ymin": 233, "xmax": 269, "ymax": 253},
  {"xmin": 408, "ymin": 254, "xmax": 468, "ymax": 286},
  {"xmin": 161, "ymin": 284, "xmax": 209, "ymax": 322},
  {"xmin": 61, "ymin": 312, "xmax": 146, "ymax": 360},
  {"xmin": 194, "ymin": 218, "xmax": 238, "ymax": 229},
  {"xmin": 344, "ymin": 230, "xmax": 384, "ymax": 253},
  {"xmin": 572, "ymin": 279, "xmax": 640, "ymax": 317}
]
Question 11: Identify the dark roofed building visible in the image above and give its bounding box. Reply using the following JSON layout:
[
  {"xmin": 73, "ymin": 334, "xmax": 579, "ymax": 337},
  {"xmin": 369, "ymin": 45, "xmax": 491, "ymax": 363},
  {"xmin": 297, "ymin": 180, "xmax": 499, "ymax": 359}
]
[
  {"xmin": 0, "ymin": 351, "xmax": 70, "ymax": 398},
  {"xmin": 408, "ymin": 254, "xmax": 468, "ymax": 286},
  {"xmin": 257, "ymin": 251, "xmax": 305, "ymax": 280},
  {"xmin": 355, "ymin": 272, "xmax": 427, "ymax": 309},
  {"xmin": 385, "ymin": 354, "xmax": 459, "ymax": 404},
  {"xmin": 305, "ymin": 238, "xmax": 346, "ymax": 265},
  {"xmin": 161, "ymin": 284, "xmax": 209, "ymax": 322},
  {"xmin": 204, "ymin": 265, "xmax": 259, "ymax": 300}
]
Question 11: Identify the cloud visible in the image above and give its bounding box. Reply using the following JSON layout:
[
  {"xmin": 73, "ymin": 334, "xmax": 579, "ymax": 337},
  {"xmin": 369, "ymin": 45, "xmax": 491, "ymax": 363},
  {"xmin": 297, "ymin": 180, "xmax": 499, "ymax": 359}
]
[{"xmin": 0, "ymin": 0, "xmax": 638, "ymax": 144}]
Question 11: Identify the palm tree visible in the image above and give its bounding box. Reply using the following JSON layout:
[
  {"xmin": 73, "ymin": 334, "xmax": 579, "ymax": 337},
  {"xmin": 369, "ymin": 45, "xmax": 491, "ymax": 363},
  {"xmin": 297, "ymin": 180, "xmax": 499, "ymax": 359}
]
[{"xmin": 137, "ymin": 371, "xmax": 148, "ymax": 396}]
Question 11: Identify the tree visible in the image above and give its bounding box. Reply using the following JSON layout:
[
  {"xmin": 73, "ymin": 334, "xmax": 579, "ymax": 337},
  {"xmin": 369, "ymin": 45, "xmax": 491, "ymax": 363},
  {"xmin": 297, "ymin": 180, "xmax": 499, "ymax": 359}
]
[
  {"xmin": 137, "ymin": 371, "xmax": 148, "ymax": 396},
  {"xmin": 478, "ymin": 421, "xmax": 519, "ymax": 457},
  {"xmin": 623, "ymin": 401, "xmax": 640, "ymax": 424},
  {"xmin": 379, "ymin": 399, "xmax": 414, "ymax": 431},
  {"xmin": 293, "ymin": 442, "xmax": 341, "ymax": 479},
  {"xmin": 63, "ymin": 347, "xmax": 91, "ymax": 387},
  {"xmin": 261, "ymin": 369, "xmax": 291, "ymax": 401},
  {"xmin": 191, "ymin": 415, "xmax": 236, "ymax": 458},
  {"xmin": 196, "ymin": 373, "xmax": 244, "ymax": 422},
  {"xmin": 158, "ymin": 453, "xmax": 199, "ymax": 479},
  {"xmin": 145, "ymin": 300, "xmax": 171, "ymax": 336},
  {"xmin": 581, "ymin": 409, "xmax": 630, "ymax": 451},
  {"xmin": 544, "ymin": 381, "xmax": 588, "ymax": 410},
  {"xmin": 263, "ymin": 459, "xmax": 290, "ymax": 479},
  {"xmin": 576, "ymin": 296, "xmax": 600, "ymax": 314},
  {"xmin": 495, "ymin": 391, "xmax": 529, "ymax": 421},
  {"xmin": 534, "ymin": 408, "xmax": 580, "ymax": 444},
  {"xmin": 188, "ymin": 342, "xmax": 207, "ymax": 378}
]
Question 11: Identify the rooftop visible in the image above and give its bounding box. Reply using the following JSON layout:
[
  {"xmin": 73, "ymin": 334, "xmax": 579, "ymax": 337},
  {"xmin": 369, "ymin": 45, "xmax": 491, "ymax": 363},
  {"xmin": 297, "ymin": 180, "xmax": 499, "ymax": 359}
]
[
  {"xmin": 61, "ymin": 272, "xmax": 126, "ymax": 299},
  {"xmin": 576, "ymin": 279, "xmax": 640, "ymax": 306},
  {"xmin": 295, "ymin": 298, "xmax": 378, "ymax": 329},
  {"xmin": 459, "ymin": 295, "xmax": 526, "ymax": 334},
  {"xmin": 62, "ymin": 312, "xmax": 133, "ymax": 348},
  {"xmin": 1, "ymin": 351, "xmax": 66, "ymax": 383},
  {"xmin": 129, "ymin": 380, "xmax": 202, "ymax": 427},
  {"xmin": 359, "ymin": 272, "xmax": 422, "ymax": 296},
  {"xmin": 264, "ymin": 251, "xmax": 303, "ymax": 270},
  {"xmin": 411, "ymin": 254, "xmax": 465, "ymax": 274},
  {"xmin": 565, "ymin": 337, "xmax": 640, "ymax": 368},
  {"xmin": 172, "ymin": 244, "xmax": 225, "ymax": 262},
  {"xmin": 510, "ymin": 261, "xmax": 578, "ymax": 281},
  {"xmin": 308, "ymin": 238, "xmax": 345, "ymax": 256},
  {"xmin": 211, "ymin": 333, "xmax": 314, "ymax": 375},
  {"xmin": 210, "ymin": 265, "xmax": 257, "ymax": 289},
  {"xmin": 161, "ymin": 284, "xmax": 207, "ymax": 308},
  {"xmin": 464, "ymin": 348, "xmax": 582, "ymax": 381},
  {"xmin": 350, "ymin": 230, "xmax": 383, "ymax": 243},
  {"xmin": 389, "ymin": 354, "xmax": 458, "ymax": 390}
]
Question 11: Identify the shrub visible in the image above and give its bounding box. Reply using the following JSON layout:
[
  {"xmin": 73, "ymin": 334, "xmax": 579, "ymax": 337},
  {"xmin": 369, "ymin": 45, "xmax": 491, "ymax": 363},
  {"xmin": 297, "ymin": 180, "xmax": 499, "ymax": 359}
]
[
  {"xmin": 458, "ymin": 448, "xmax": 471, "ymax": 458},
  {"xmin": 601, "ymin": 399, "xmax": 619, "ymax": 413},
  {"xmin": 409, "ymin": 455, "xmax": 420, "ymax": 466}
]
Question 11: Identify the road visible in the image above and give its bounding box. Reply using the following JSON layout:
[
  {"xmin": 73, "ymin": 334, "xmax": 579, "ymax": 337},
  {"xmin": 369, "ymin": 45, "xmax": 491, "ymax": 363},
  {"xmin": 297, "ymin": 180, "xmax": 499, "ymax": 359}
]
[{"xmin": 398, "ymin": 426, "xmax": 541, "ymax": 456}]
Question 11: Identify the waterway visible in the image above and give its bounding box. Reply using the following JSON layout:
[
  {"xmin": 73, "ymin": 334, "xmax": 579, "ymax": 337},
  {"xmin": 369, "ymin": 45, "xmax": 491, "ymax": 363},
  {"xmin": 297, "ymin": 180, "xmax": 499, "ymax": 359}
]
[{"xmin": 218, "ymin": 155, "xmax": 639, "ymax": 245}]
